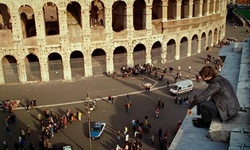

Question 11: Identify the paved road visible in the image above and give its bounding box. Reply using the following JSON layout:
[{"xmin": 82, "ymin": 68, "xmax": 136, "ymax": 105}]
[{"xmin": 0, "ymin": 21, "xmax": 248, "ymax": 150}]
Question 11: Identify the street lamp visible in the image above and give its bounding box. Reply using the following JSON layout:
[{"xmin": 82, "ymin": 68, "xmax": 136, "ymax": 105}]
[{"xmin": 85, "ymin": 92, "xmax": 92, "ymax": 150}]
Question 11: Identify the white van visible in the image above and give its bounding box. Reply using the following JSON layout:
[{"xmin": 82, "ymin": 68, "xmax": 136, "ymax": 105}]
[{"xmin": 170, "ymin": 79, "xmax": 193, "ymax": 95}]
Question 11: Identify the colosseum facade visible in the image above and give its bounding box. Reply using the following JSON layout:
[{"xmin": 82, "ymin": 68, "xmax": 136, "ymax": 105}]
[{"xmin": 0, "ymin": 0, "xmax": 227, "ymax": 84}]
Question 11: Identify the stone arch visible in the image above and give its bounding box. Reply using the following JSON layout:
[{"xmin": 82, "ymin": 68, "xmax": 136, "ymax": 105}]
[
  {"xmin": 133, "ymin": 43, "xmax": 146, "ymax": 65},
  {"xmin": 193, "ymin": 0, "xmax": 200, "ymax": 17},
  {"xmin": 48, "ymin": 52, "xmax": 63, "ymax": 80},
  {"xmin": 67, "ymin": 2, "xmax": 81, "ymax": 27},
  {"xmin": 92, "ymin": 49, "xmax": 106, "ymax": 75},
  {"xmin": 180, "ymin": 36, "xmax": 188, "ymax": 58},
  {"xmin": 168, "ymin": 0, "xmax": 176, "ymax": 19},
  {"xmin": 191, "ymin": 34, "xmax": 199, "ymax": 55},
  {"xmin": 2, "ymin": 55, "xmax": 19, "ymax": 83},
  {"xmin": 201, "ymin": 32, "xmax": 206, "ymax": 51},
  {"xmin": 133, "ymin": 0, "xmax": 146, "ymax": 30},
  {"xmin": 90, "ymin": 0, "xmax": 105, "ymax": 26},
  {"xmin": 167, "ymin": 39, "xmax": 176, "ymax": 62},
  {"xmin": 70, "ymin": 50, "xmax": 84, "ymax": 79},
  {"xmin": 0, "ymin": 3, "xmax": 11, "ymax": 29},
  {"xmin": 113, "ymin": 46, "xmax": 127, "ymax": 72},
  {"xmin": 202, "ymin": 0, "xmax": 207, "ymax": 16},
  {"xmin": 151, "ymin": 41, "xmax": 162, "ymax": 65},
  {"xmin": 112, "ymin": 1, "xmax": 127, "ymax": 32},
  {"xmin": 25, "ymin": 54, "xmax": 41, "ymax": 81},
  {"xmin": 43, "ymin": 2, "xmax": 59, "ymax": 35},
  {"xmin": 152, "ymin": 0, "xmax": 162, "ymax": 19},
  {"xmin": 18, "ymin": 5, "xmax": 36, "ymax": 38},
  {"xmin": 208, "ymin": 30, "xmax": 213, "ymax": 47}
]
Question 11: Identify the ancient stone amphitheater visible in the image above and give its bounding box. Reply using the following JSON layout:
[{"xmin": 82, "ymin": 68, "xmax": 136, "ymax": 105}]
[{"xmin": 0, "ymin": 0, "xmax": 227, "ymax": 84}]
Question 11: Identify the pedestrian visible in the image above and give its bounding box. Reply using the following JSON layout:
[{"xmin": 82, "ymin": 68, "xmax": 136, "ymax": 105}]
[
  {"xmin": 77, "ymin": 111, "xmax": 82, "ymax": 121},
  {"xmin": 14, "ymin": 141, "xmax": 19, "ymax": 150},
  {"xmin": 178, "ymin": 66, "xmax": 181, "ymax": 71},
  {"xmin": 117, "ymin": 130, "xmax": 121, "ymax": 141},
  {"xmin": 174, "ymin": 97, "xmax": 178, "ymax": 104},
  {"xmin": 188, "ymin": 66, "xmax": 191, "ymax": 72},
  {"xmin": 26, "ymin": 100, "xmax": 30, "ymax": 110},
  {"xmin": 6, "ymin": 126, "xmax": 11, "ymax": 136},
  {"xmin": 150, "ymin": 134, "xmax": 154, "ymax": 145},
  {"xmin": 29, "ymin": 142, "xmax": 35, "ymax": 150},
  {"xmin": 161, "ymin": 101, "xmax": 165, "ymax": 109},
  {"xmin": 26, "ymin": 125, "xmax": 31, "ymax": 136},
  {"xmin": 125, "ymin": 133, "xmax": 129, "ymax": 142},
  {"xmin": 187, "ymin": 66, "xmax": 241, "ymax": 128},
  {"xmin": 158, "ymin": 127, "xmax": 162, "ymax": 137},
  {"xmin": 155, "ymin": 107, "xmax": 160, "ymax": 119},
  {"xmin": 108, "ymin": 95, "xmax": 112, "ymax": 103},
  {"xmin": 4, "ymin": 116, "xmax": 9, "ymax": 127},
  {"xmin": 167, "ymin": 81, "xmax": 170, "ymax": 87},
  {"xmin": 3, "ymin": 139, "xmax": 8, "ymax": 150}
]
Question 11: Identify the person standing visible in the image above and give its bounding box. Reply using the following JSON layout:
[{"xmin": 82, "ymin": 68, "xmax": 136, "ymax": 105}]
[{"xmin": 187, "ymin": 66, "xmax": 241, "ymax": 128}]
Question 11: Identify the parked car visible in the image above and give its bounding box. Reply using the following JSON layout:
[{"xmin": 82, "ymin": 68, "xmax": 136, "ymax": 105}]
[{"xmin": 90, "ymin": 122, "xmax": 106, "ymax": 139}]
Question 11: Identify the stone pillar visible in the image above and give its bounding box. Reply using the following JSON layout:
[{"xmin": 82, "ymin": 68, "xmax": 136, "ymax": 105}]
[
  {"xmin": 40, "ymin": 55, "xmax": 50, "ymax": 82},
  {"xmin": 216, "ymin": 0, "xmax": 220, "ymax": 13},
  {"xmin": 11, "ymin": 12, "xmax": 22, "ymax": 47},
  {"xmin": 212, "ymin": 0, "xmax": 216, "ymax": 14},
  {"xmin": 198, "ymin": 0, "xmax": 203, "ymax": 17},
  {"xmin": 82, "ymin": 6, "xmax": 91, "ymax": 43},
  {"xmin": 17, "ymin": 58, "xmax": 27, "ymax": 83},
  {"xmin": 127, "ymin": 6, "xmax": 134, "ymax": 39},
  {"xmin": 206, "ymin": 0, "xmax": 210, "ymax": 15},
  {"xmin": 84, "ymin": 51, "xmax": 93, "ymax": 77},
  {"xmin": 162, "ymin": 0, "xmax": 168, "ymax": 22},
  {"xmin": 176, "ymin": 0, "xmax": 182, "ymax": 20},
  {"xmin": 197, "ymin": 39, "xmax": 201, "ymax": 53},
  {"xmin": 161, "ymin": 46, "xmax": 167, "ymax": 64},
  {"xmin": 187, "ymin": 41, "xmax": 192, "ymax": 56},
  {"xmin": 106, "ymin": 49, "xmax": 114, "ymax": 73},
  {"xmin": 105, "ymin": 6, "xmax": 113, "ymax": 40},
  {"xmin": 175, "ymin": 44, "xmax": 180, "ymax": 60},
  {"xmin": 145, "ymin": 44, "xmax": 152, "ymax": 64},
  {"xmin": 58, "ymin": 8, "xmax": 69, "ymax": 45},
  {"xmin": 188, "ymin": 0, "xmax": 194, "ymax": 18},
  {"xmin": 127, "ymin": 49, "xmax": 134, "ymax": 67},
  {"xmin": 34, "ymin": 10, "xmax": 46, "ymax": 45},
  {"xmin": 146, "ymin": 5, "xmax": 152, "ymax": 36},
  {"xmin": 62, "ymin": 56, "xmax": 72, "ymax": 80},
  {"xmin": 0, "ymin": 63, "xmax": 4, "ymax": 84}
]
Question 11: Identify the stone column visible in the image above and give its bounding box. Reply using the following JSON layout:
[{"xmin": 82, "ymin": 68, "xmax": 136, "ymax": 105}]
[
  {"xmin": 187, "ymin": 41, "xmax": 192, "ymax": 56},
  {"xmin": 176, "ymin": 0, "xmax": 182, "ymax": 20},
  {"xmin": 127, "ymin": 6, "xmax": 134, "ymax": 39},
  {"xmin": 175, "ymin": 43, "xmax": 180, "ymax": 60},
  {"xmin": 84, "ymin": 51, "xmax": 93, "ymax": 77},
  {"xmin": 145, "ymin": 44, "xmax": 152, "ymax": 64},
  {"xmin": 127, "ymin": 49, "xmax": 134, "ymax": 67},
  {"xmin": 198, "ymin": 0, "xmax": 203, "ymax": 17},
  {"xmin": 39, "ymin": 55, "xmax": 50, "ymax": 82},
  {"xmin": 58, "ymin": 8, "xmax": 69, "ymax": 45},
  {"xmin": 197, "ymin": 39, "xmax": 201, "ymax": 53},
  {"xmin": 161, "ymin": 46, "xmax": 167, "ymax": 64},
  {"xmin": 205, "ymin": 0, "xmax": 210, "ymax": 15},
  {"xmin": 82, "ymin": 6, "xmax": 91, "ymax": 43},
  {"xmin": 17, "ymin": 58, "xmax": 27, "ymax": 83},
  {"xmin": 11, "ymin": 12, "xmax": 22, "ymax": 47},
  {"xmin": 34, "ymin": 10, "xmax": 46, "ymax": 45},
  {"xmin": 216, "ymin": 0, "xmax": 220, "ymax": 13},
  {"xmin": 212, "ymin": 0, "xmax": 216, "ymax": 14},
  {"xmin": 188, "ymin": 0, "xmax": 194, "ymax": 18},
  {"xmin": 0, "ymin": 62, "xmax": 4, "ymax": 84},
  {"xmin": 106, "ymin": 49, "xmax": 114, "ymax": 73},
  {"xmin": 162, "ymin": 0, "xmax": 168, "ymax": 22},
  {"xmin": 105, "ymin": 6, "xmax": 113, "ymax": 40},
  {"xmin": 62, "ymin": 56, "xmax": 72, "ymax": 80},
  {"xmin": 146, "ymin": 5, "xmax": 152, "ymax": 36}
]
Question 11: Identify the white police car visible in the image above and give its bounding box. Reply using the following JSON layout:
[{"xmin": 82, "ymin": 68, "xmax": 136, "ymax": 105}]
[{"xmin": 90, "ymin": 122, "xmax": 106, "ymax": 139}]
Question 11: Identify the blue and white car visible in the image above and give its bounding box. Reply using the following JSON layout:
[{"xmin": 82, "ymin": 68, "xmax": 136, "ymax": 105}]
[{"xmin": 90, "ymin": 122, "xmax": 106, "ymax": 139}]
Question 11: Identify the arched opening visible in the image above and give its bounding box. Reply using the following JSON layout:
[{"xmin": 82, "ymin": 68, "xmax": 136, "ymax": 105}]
[
  {"xmin": 168, "ymin": 0, "xmax": 176, "ymax": 19},
  {"xmin": 90, "ymin": 0, "xmax": 105, "ymax": 27},
  {"xmin": 43, "ymin": 2, "xmax": 59, "ymax": 36},
  {"xmin": 191, "ymin": 35, "xmax": 199, "ymax": 55},
  {"xmin": 193, "ymin": 0, "xmax": 200, "ymax": 17},
  {"xmin": 180, "ymin": 37, "xmax": 188, "ymax": 58},
  {"xmin": 167, "ymin": 39, "xmax": 176, "ymax": 62},
  {"xmin": 112, "ymin": 1, "xmax": 126, "ymax": 32},
  {"xmin": 151, "ymin": 41, "xmax": 162, "ymax": 65},
  {"xmin": 133, "ymin": 0, "xmax": 146, "ymax": 30},
  {"xmin": 48, "ymin": 53, "xmax": 63, "ymax": 80},
  {"xmin": 0, "ymin": 3, "xmax": 11, "ymax": 30},
  {"xmin": 19, "ymin": 5, "xmax": 36, "ymax": 38},
  {"xmin": 113, "ymin": 46, "xmax": 127, "ymax": 72},
  {"xmin": 2, "ymin": 55, "xmax": 19, "ymax": 83},
  {"xmin": 133, "ymin": 44, "xmax": 146, "ymax": 65},
  {"xmin": 67, "ymin": 2, "xmax": 82, "ymax": 39},
  {"xmin": 152, "ymin": 0, "xmax": 162, "ymax": 19},
  {"xmin": 92, "ymin": 49, "xmax": 106, "ymax": 75},
  {"xmin": 181, "ymin": 0, "xmax": 189, "ymax": 18},
  {"xmin": 70, "ymin": 51, "xmax": 84, "ymax": 79},
  {"xmin": 25, "ymin": 54, "xmax": 41, "ymax": 81}
]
